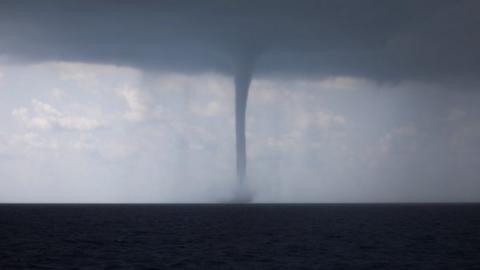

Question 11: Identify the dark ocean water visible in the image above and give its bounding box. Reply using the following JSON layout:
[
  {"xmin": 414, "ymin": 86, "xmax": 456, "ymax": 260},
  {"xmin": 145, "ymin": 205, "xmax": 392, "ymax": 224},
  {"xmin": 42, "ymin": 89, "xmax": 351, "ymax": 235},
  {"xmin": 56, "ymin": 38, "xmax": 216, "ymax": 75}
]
[{"xmin": 1, "ymin": 204, "xmax": 480, "ymax": 269}]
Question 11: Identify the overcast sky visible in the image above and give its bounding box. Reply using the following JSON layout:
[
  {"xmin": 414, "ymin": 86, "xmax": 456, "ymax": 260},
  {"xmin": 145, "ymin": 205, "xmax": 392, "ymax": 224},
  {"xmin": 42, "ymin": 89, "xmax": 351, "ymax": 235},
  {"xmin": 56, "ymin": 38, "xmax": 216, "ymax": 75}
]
[{"xmin": 0, "ymin": 1, "xmax": 479, "ymax": 202}]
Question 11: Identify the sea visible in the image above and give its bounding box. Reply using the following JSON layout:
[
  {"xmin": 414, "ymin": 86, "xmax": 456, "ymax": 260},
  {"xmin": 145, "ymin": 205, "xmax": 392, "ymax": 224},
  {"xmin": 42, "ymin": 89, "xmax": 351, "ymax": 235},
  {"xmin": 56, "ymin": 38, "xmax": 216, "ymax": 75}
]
[{"xmin": 1, "ymin": 204, "xmax": 479, "ymax": 269}]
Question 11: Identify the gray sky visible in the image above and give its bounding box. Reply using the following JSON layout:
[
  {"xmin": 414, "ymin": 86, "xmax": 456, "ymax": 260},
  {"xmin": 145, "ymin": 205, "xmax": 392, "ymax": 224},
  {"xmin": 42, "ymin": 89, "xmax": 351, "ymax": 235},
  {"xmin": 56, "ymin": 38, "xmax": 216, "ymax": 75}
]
[{"xmin": 0, "ymin": 1, "xmax": 479, "ymax": 202}]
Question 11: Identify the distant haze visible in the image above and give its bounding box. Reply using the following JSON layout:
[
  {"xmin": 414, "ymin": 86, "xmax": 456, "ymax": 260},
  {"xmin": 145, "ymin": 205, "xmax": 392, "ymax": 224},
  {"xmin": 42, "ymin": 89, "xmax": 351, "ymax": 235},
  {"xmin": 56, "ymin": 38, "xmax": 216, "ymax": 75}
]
[{"xmin": 0, "ymin": 1, "xmax": 479, "ymax": 202}]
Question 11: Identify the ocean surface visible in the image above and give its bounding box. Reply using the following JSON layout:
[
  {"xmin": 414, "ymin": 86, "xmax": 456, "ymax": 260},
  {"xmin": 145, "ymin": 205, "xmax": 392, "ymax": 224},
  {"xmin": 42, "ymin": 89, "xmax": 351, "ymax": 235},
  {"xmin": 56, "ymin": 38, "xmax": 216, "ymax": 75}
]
[{"xmin": 1, "ymin": 204, "xmax": 479, "ymax": 269}]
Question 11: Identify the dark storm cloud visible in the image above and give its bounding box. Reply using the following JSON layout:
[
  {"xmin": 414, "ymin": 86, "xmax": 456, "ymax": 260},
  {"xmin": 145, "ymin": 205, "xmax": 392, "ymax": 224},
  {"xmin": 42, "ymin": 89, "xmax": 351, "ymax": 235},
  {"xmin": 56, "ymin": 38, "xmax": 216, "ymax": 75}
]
[{"xmin": 0, "ymin": 0, "xmax": 479, "ymax": 82}]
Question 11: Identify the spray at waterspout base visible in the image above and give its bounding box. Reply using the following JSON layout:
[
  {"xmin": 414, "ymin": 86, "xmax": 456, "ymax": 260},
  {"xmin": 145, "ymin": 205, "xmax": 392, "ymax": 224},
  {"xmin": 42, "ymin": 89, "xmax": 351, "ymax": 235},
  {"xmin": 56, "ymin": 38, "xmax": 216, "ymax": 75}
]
[{"xmin": 230, "ymin": 182, "xmax": 254, "ymax": 203}]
